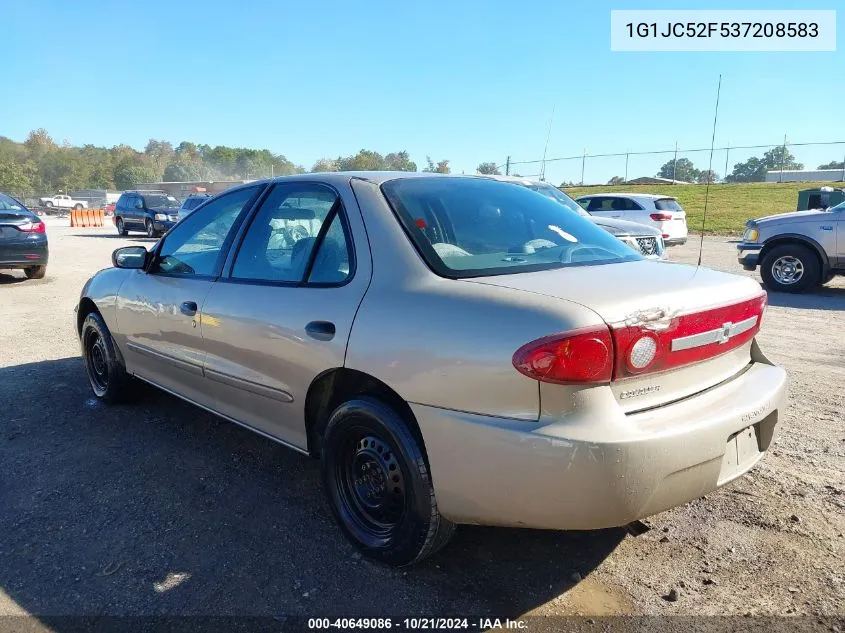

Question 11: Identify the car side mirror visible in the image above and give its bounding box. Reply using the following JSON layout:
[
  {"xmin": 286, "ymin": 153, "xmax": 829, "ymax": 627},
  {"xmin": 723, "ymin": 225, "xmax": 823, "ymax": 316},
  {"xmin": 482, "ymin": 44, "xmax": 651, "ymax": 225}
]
[{"xmin": 112, "ymin": 246, "xmax": 148, "ymax": 269}]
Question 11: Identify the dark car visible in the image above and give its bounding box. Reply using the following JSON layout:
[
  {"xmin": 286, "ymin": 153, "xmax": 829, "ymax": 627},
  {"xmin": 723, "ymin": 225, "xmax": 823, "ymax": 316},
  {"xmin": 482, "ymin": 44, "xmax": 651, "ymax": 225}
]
[
  {"xmin": 114, "ymin": 191, "xmax": 182, "ymax": 238},
  {"xmin": 177, "ymin": 193, "xmax": 212, "ymax": 221},
  {"xmin": 0, "ymin": 193, "xmax": 48, "ymax": 279}
]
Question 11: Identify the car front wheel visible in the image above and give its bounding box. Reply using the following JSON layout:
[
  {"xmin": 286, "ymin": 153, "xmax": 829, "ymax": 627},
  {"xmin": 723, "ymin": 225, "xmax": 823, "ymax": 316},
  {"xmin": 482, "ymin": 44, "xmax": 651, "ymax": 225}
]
[
  {"xmin": 145, "ymin": 219, "xmax": 156, "ymax": 238},
  {"xmin": 321, "ymin": 397, "xmax": 455, "ymax": 566},
  {"xmin": 81, "ymin": 312, "xmax": 133, "ymax": 404},
  {"xmin": 760, "ymin": 244, "xmax": 820, "ymax": 293}
]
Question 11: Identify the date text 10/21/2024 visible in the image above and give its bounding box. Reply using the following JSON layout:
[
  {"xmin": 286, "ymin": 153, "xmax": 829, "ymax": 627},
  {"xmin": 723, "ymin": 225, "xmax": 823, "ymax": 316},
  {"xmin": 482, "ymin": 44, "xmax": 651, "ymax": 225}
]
[{"xmin": 307, "ymin": 618, "xmax": 527, "ymax": 630}]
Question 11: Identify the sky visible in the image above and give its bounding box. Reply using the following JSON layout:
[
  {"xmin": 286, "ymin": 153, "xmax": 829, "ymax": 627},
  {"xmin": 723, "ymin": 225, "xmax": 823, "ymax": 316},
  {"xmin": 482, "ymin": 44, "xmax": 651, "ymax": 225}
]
[{"xmin": 1, "ymin": 0, "xmax": 843, "ymax": 185}]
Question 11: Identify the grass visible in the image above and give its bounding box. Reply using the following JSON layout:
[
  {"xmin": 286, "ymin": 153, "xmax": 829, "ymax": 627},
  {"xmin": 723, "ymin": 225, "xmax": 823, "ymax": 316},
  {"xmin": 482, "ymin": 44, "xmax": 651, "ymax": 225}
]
[{"xmin": 561, "ymin": 181, "xmax": 844, "ymax": 236}]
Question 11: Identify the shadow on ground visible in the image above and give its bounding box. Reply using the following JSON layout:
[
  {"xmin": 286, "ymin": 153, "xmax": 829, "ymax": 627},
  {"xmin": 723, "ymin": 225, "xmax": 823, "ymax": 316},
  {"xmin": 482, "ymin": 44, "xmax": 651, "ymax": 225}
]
[
  {"xmin": 0, "ymin": 358, "xmax": 624, "ymax": 620},
  {"xmin": 765, "ymin": 285, "xmax": 845, "ymax": 311},
  {"xmin": 0, "ymin": 271, "xmax": 29, "ymax": 284}
]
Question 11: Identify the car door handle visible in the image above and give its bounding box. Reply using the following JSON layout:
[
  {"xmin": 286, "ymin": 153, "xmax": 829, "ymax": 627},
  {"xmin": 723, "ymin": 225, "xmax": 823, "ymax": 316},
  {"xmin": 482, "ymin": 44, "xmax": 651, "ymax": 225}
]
[
  {"xmin": 180, "ymin": 301, "xmax": 198, "ymax": 316},
  {"xmin": 305, "ymin": 321, "xmax": 336, "ymax": 341}
]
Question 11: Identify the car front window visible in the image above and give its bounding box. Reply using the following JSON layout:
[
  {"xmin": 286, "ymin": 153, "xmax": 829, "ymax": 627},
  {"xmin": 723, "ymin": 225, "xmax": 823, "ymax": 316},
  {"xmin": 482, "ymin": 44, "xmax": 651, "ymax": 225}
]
[
  {"xmin": 144, "ymin": 194, "xmax": 181, "ymax": 209},
  {"xmin": 524, "ymin": 183, "xmax": 591, "ymax": 217},
  {"xmin": 382, "ymin": 177, "xmax": 641, "ymax": 278}
]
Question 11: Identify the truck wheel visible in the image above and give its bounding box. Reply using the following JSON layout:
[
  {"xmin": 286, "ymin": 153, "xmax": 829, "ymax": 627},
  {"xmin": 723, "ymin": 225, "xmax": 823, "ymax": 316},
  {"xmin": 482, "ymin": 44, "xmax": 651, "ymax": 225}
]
[
  {"xmin": 760, "ymin": 244, "xmax": 820, "ymax": 293},
  {"xmin": 45, "ymin": 201, "xmax": 53, "ymax": 208},
  {"xmin": 74, "ymin": 203, "xmax": 83, "ymax": 210},
  {"xmin": 24, "ymin": 265, "xmax": 46, "ymax": 280},
  {"xmin": 321, "ymin": 397, "xmax": 455, "ymax": 566},
  {"xmin": 81, "ymin": 312, "xmax": 133, "ymax": 404},
  {"xmin": 116, "ymin": 218, "xmax": 128, "ymax": 236}
]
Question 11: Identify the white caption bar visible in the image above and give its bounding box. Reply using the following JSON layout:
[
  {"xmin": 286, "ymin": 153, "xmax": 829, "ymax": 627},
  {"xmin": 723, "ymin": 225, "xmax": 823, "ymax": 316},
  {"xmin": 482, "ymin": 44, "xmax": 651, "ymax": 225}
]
[{"xmin": 611, "ymin": 10, "xmax": 836, "ymax": 51}]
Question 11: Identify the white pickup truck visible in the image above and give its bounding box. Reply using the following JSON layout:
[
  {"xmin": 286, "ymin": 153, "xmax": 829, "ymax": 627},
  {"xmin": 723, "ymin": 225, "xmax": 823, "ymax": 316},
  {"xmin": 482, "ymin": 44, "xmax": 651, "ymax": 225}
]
[{"xmin": 38, "ymin": 194, "xmax": 88, "ymax": 209}]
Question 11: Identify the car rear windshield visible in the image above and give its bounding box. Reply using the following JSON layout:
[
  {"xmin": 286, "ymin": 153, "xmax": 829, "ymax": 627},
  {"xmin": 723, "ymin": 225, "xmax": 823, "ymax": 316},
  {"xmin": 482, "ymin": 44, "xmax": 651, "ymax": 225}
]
[
  {"xmin": 654, "ymin": 198, "xmax": 683, "ymax": 211},
  {"xmin": 381, "ymin": 177, "xmax": 641, "ymax": 278},
  {"xmin": 183, "ymin": 197, "xmax": 207, "ymax": 210},
  {"xmin": 0, "ymin": 193, "xmax": 26, "ymax": 211}
]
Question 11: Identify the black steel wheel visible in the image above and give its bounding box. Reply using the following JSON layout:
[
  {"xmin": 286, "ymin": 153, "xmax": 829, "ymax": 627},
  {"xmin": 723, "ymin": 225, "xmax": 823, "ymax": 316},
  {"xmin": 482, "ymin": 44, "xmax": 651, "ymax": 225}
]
[
  {"xmin": 81, "ymin": 312, "xmax": 133, "ymax": 404},
  {"xmin": 322, "ymin": 397, "xmax": 455, "ymax": 566}
]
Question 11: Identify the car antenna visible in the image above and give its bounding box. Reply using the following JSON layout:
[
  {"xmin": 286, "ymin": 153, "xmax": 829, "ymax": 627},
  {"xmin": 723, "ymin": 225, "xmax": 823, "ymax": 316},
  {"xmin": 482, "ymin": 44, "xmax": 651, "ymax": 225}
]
[
  {"xmin": 539, "ymin": 104, "xmax": 555, "ymax": 182},
  {"xmin": 698, "ymin": 74, "xmax": 722, "ymax": 267}
]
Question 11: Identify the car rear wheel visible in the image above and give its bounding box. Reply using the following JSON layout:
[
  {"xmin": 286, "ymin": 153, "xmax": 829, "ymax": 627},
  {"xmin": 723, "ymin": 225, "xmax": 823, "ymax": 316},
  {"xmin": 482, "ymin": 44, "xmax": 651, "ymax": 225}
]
[
  {"xmin": 45, "ymin": 201, "xmax": 53, "ymax": 208},
  {"xmin": 24, "ymin": 265, "xmax": 46, "ymax": 279},
  {"xmin": 761, "ymin": 244, "xmax": 820, "ymax": 293},
  {"xmin": 321, "ymin": 397, "xmax": 455, "ymax": 566},
  {"xmin": 81, "ymin": 312, "xmax": 133, "ymax": 404},
  {"xmin": 116, "ymin": 217, "xmax": 128, "ymax": 236}
]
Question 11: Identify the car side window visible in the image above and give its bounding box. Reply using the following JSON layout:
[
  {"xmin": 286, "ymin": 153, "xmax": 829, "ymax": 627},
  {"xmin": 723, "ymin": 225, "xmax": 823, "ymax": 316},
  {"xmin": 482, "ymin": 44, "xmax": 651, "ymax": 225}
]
[
  {"xmin": 156, "ymin": 185, "xmax": 261, "ymax": 277},
  {"xmin": 587, "ymin": 197, "xmax": 611, "ymax": 212},
  {"xmin": 622, "ymin": 198, "xmax": 644, "ymax": 210},
  {"xmin": 134, "ymin": 197, "xmax": 144, "ymax": 209},
  {"xmin": 231, "ymin": 183, "xmax": 351, "ymax": 284}
]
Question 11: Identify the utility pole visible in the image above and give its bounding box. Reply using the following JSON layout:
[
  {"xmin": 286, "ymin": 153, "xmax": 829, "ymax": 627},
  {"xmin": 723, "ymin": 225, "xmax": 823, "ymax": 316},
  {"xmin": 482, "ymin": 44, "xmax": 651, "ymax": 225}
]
[
  {"xmin": 505, "ymin": 156, "xmax": 510, "ymax": 176},
  {"xmin": 779, "ymin": 134, "xmax": 787, "ymax": 183},
  {"xmin": 624, "ymin": 152, "xmax": 629, "ymax": 183},
  {"xmin": 580, "ymin": 148, "xmax": 586, "ymax": 185},
  {"xmin": 672, "ymin": 141, "xmax": 678, "ymax": 182},
  {"xmin": 841, "ymin": 150, "xmax": 844, "ymax": 182},
  {"xmin": 724, "ymin": 142, "xmax": 730, "ymax": 181}
]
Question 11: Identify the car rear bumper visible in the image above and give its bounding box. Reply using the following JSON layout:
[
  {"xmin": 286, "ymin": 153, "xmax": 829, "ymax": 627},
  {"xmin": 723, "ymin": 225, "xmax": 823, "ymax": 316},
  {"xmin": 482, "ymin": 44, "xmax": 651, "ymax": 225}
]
[
  {"xmin": 0, "ymin": 242, "xmax": 49, "ymax": 268},
  {"xmin": 664, "ymin": 237, "xmax": 687, "ymax": 246},
  {"xmin": 737, "ymin": 242, "xmax": 762, "ymax": 270},
  {"xmin": 413, "ymin": 349, "xmax": 787, "ymax": 530}
]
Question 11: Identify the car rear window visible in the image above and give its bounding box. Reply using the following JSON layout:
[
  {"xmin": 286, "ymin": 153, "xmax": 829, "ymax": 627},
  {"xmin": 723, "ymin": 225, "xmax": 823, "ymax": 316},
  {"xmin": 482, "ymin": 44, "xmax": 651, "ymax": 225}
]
[
  {"xmin": 0, "ymin": 193, "xmax": 26, "ymax": 211},
  {"xmin": 381, "ymin": 177, "xmax": 641, "ymax": 278},
  {"xmin": 654, "ymin": 198, "xmax": 683, "ymax": 211}
]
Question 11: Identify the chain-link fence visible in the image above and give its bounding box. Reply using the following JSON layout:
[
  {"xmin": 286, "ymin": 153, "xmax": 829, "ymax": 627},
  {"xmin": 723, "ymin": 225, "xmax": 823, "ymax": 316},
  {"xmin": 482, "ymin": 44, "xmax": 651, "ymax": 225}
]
[{"xmin": 496, "ymin": 139, "xmax": 845, "ymax": 187}]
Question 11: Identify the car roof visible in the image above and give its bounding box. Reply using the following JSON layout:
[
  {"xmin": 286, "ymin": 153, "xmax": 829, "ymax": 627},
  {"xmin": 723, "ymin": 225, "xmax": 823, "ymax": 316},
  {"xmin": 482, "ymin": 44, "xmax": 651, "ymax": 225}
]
[
  {"xmin": 264, "ymin": 171, "xmax": 453, "ymax": 186},
  {"xmin": 575, "ymin": 192, "xmax": 677, "ymax": 200}
]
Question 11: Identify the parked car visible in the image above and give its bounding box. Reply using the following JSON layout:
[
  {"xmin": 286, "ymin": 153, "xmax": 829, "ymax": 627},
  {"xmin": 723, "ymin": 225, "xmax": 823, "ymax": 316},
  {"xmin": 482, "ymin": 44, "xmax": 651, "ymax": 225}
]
[
  {"xmin": 77, "ymin": 173, "xmax": 786, "ymax": 566},
  {"xmin": 177, "ymin": 193, "xmax": 212, "ymax": 220},
  {"xmin": 575, "ymin": 193, "xmax": 688, "ymax": 245},
  {"xmin": 114, "ymin": 190, "xmax": 182, "ymax": 238},
  {"xmin": 38, "ymin": 194, "xmax": 89, "ymax": 210},
  {"xmin": 485, "ymin": 176, "xmax": 667, "ymax": 259},
  {"xmin": 737, "ymin": 198, "xmax": 844, "ymax": 293},
  {"xmin": 103, "ymin": 202, "xmax": 116, "ymax": 215},
  {"xmin": 0, "ymin": 193, "xmax": 48, "ymax": 279}
]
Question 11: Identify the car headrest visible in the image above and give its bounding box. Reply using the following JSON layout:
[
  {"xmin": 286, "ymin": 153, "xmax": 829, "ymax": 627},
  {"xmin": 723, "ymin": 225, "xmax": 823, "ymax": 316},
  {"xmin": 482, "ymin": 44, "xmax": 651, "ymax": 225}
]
[{"xmin": 275, "ymin": 206, "xmax": 316, "ymax": 220}]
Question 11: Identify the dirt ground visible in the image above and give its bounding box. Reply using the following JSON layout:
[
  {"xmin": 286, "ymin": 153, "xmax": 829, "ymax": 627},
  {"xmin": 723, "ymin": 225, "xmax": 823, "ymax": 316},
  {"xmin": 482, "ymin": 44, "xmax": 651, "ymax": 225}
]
[{"xmin": 0, "ymin": 221, "xmax": 843, "ymax": 622}]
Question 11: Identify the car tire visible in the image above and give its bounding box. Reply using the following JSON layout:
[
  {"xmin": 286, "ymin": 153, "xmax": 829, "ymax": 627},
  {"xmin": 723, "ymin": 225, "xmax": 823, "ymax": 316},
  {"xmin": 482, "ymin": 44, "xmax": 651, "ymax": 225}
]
[
  {"xmin": 116, "ymin": 217, "xmax": 128, "ymax": 236},
  {"xmin": 45, "ymin": 201, "xmax": 53, "ymax": 208},
  {"xmin": 321, "ymin": 397, "xmax": 455, "ymax": 566},
  {"xmin": 81, "ymin": 312, "xmax": 133, "ymax": 404},
  {"xmin": 145, "ymin": 219, "xmax": 155, "ymax": 238},
  {"xmin": 74, "ymin": 203, "xmax": 83, "ymax": 210},
  {"xmin": 24, "ymin": 265, "xmax": 46, "ymax": 279},
  {"xmin": 760, "ymin": 244, "xmax": 820, "ymax": 294}
]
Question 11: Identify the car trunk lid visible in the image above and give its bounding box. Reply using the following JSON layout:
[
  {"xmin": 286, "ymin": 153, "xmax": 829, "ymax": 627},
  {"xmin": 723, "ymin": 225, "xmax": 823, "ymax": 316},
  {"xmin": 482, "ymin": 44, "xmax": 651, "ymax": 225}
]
[
  {"xmin": 468, "ymin": 260, "xmax": 766, "ymax": 411},
  {"xmin": 0, "ymin": 212, "xmax": 38, "ymax": 243}
]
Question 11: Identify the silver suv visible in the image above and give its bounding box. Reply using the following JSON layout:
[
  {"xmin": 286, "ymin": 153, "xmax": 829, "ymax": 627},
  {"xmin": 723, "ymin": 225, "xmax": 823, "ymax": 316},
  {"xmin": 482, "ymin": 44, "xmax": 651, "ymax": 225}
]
[{"xmin": 738, "ymin": 198, "xmax": 844, "ymax": 293}]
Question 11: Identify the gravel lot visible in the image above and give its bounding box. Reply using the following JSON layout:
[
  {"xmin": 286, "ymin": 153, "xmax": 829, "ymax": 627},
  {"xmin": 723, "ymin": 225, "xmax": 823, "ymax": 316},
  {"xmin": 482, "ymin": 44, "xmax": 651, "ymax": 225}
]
[{"xmin": 1, "ymin": 222, "xmax": 843, "ymax": 621}]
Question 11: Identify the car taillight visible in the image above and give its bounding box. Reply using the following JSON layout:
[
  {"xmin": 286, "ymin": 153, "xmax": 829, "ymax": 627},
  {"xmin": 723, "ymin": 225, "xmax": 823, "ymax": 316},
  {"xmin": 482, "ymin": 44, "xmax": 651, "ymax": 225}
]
[
  {"xmin": 650, "ymin": 213, "xmax": 673, "ymax": 221},
  {"xmin": 18, "ymin": 221, "xmax": 46, "ymax": 233},
  {"xmin": 611, "ymin": 293, "xmax": 767, "ymax": 380},
  {"xmin": 513, "ymin": 326, "xmax": 614, "ymax": 384}
]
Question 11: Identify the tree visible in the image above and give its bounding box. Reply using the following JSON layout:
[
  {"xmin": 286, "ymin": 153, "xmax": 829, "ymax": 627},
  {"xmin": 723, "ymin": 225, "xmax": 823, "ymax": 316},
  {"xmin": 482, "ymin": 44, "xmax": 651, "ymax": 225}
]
[
  {"xmin": 143, "ymin": 139, "xmax": 174, "ymax": 177},
  {"xmin": 818, "ymin": 160, "xmax": 845, "ymax": 170},
  {"xmin": 477, "ymin": 162, "xmax": 501, "ymax": 175},
  {"xmin": 384, "ymin": 151, "xmax": 417, "ymax": 172},
  {"xmin": 607, "ymin": 176, "xmax": 625, "ymax": 185},
  {"xmin": 657, "ymin": 158, "xmax": 699, "ymax": 183},
  {"xmin": 696, "ymin": 170, "xmax": 718, "ymax": 184},
  {"xmin": 163, "ymin": 161, "xmax": 213, "ymax": 181},
  {"xmin": 727, "ymin": 147, "xmax": 803, "ymax": 182},
  {"xmin": 337, "ymin": 149, "xmax": 386, "ymax": 171},
  {"xmin": 113, "ymin": 164, "xmax": 158, "ymax": 190},
  {"xmin": 423, "ymin": 156, "xmax": 450, "ymax": 174},
  {"xmin": 311, "ymin": 158, "xmax": 339, "ymax": 172},
  {"xmin": 0, "ymin": 161, "xmax": 36, "ymax": 197}
]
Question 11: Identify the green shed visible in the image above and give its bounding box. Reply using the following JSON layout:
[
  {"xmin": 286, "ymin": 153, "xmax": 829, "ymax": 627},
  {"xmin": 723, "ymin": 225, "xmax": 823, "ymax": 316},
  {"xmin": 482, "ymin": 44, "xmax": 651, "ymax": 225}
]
[{"xmin": 797, "ymin": 187, "xmax": 845, "ymax": 211}]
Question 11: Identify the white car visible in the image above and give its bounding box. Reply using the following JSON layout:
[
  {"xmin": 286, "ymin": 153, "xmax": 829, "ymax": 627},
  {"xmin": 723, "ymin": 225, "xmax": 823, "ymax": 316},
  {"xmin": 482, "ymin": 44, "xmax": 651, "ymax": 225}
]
[
  {"xmin": 38, "ymin": 194, "xmax": 89, "ymax": 210},
  {"xmin": 575, "ymin": 193, "xmax": 688, "ymax": 246}
]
